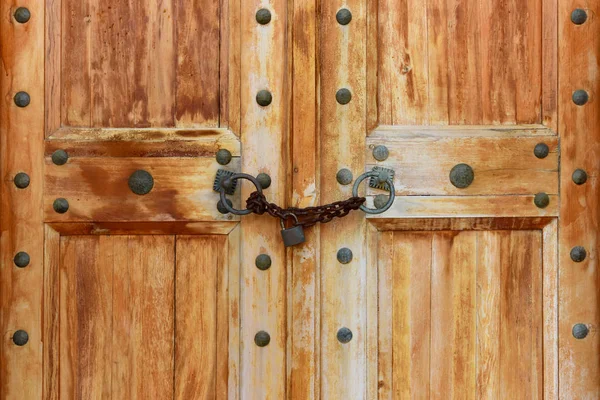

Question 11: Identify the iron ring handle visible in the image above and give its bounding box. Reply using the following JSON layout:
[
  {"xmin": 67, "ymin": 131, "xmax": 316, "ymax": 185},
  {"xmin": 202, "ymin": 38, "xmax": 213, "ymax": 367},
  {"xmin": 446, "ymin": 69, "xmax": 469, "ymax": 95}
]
[
  {"xmin": 219, "ymin": 173, "xmax": 263, "ymax": 215},
  {"xmin": 352, "ymin": 170, "xmax": 396, "ymax": 214}
]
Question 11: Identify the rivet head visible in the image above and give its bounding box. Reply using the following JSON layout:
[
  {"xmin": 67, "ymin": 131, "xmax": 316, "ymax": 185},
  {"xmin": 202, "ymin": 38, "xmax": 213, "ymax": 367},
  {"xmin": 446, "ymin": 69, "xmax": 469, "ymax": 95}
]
[
  {"xmin": 534, "ymin": 192, "xmax": 550, "ymax": 209},
  {"xmin": 572, "ymin": 90, "xmax": 589, "ymax": 106},
  {"xmin": 336, "ymin": 8, "xmax": 352, "ymax": 25},
  {"xmin": 336, "ymin": 88, "xmax": 352, "ymax": 105},
  {"xmin": 255, "ymin": 254, "xmax": 272, "ymax": 271},
  {"xmin": 13, "ymin": 172, "xmax": 30, "ymax": 189},
  {"xmin": 216, "ymin": 149, "xmax": 232, "ymax": 165},
  {"xmin": 572, "ymin": 323, "xmax": 589, "ymax": 339},
  {"xmin": 256, "ymin": 173, "xmax": 272, "ymax": 189},
  {"xmin": 256, "ymin": 8, "xmax": 272, "ymax": 24},
  {"xmin": 374, "ymin": 194, "xmax": 389, "ymax": 210},
  {"xmin": 53, "ymin": 198, "xmax": 69, "ymax": 214},
  {"xmin": 14, "ymin": 7, "xmax": 31, "ymax": 23},
  {"xmin": 372, "ymin": 145, "xmax": 389, "ymax": 161},
  {"xmin": 570, "ymin": 246, "xmax": 587, "ymax": 262},
  {"xmin": 337, "ymin": 327, "xmax": 353, "ymax": 344},
  {"xmin": 14, "ymin": 252, "xmax": 30, "ymax": 268},
  {"xmin": 217, "ymin": 198, "xmax": 233, "ymax": 214},
  {"xmin": 449, "ymin": 163, "xmax": 474, "ymax": 188},
  {"xmin": 254, "ymin": 331, "xmax": 271, "ymax": 347},
  {"xmin": 128, "ymin": 170, "xmax": 154, "ymax": 195},
  {"xmin": 51, "ymin": 149, "xmax": 69, "ymax": 165},
  {"xmin": 571, "ymin": 9, "xmax": 588, "ymax": 25},
  {"xmin": 533, "ymin": 143, "xmax": 549, "ymax": 159},
  {"xmin": 337, "ymin": 248, "xmax": 353, "ymax": 264},
  {"xmin": 336, "ymin": 168, "xmax": 353, "ymax": 185},
  {"xmin": 13, "ymin": 330, "xmax": 29, "ymax": 346},
  {"xmin": 256, "ymin": 90, "xmax": 273, "ymax": 107},
  {"xmin": 14, "ymin": 91, "xmax": 30, "ymax": 108},
  {"xmin": 572, "ymin": 169, "xmax": 588, "ymax": 185}
]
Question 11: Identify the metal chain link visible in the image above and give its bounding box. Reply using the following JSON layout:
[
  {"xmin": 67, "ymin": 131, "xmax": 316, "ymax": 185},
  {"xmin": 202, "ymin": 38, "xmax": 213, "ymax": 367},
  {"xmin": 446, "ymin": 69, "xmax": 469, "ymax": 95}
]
[{"xmin": 246, "ymin": 191, "xmax": 366, "ymax": 227}]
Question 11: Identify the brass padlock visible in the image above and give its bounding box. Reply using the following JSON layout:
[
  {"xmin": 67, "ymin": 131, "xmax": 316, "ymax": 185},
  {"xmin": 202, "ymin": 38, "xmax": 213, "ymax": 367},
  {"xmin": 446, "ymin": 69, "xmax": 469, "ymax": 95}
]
[{"xmin": 280, "ymin": 213, "xmax": 305, "ymax": 247}]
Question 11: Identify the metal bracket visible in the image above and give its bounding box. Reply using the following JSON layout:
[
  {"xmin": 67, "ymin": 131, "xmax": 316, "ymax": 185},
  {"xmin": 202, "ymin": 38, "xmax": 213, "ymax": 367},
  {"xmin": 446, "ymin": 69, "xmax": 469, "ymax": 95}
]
[
  {"xmin": 213, "ymin": 169, "xmax": 238, "ymax": 195},
  {"xmin": 368, "ymin": 166, "xmax": 395, "ymax": 192}
]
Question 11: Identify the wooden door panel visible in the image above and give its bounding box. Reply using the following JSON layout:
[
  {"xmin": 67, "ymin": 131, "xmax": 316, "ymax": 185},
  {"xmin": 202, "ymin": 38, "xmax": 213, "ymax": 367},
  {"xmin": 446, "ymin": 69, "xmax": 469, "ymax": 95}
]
[{"xmin": 377, "ymin": 229, "xmax": 549, "ymax": 399}]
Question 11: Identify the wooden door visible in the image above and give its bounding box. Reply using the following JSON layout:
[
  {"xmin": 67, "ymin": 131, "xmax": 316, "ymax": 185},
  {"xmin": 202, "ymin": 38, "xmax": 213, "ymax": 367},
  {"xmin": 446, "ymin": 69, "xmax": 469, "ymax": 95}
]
[{"xmin": 1, "ymin": 1, "xmax": 598, "ymax": 400}]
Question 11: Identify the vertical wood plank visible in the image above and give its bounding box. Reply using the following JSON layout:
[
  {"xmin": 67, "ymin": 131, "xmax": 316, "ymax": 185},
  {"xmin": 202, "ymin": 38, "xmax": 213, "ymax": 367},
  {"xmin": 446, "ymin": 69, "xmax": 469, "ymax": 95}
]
[
  {"xmin": 542, "ymin": 0, "xmax": 558, "ymax": 131},
  {"xmin": 366, "ymin": 224, "xmax": 379, "ymax": 400},
  {"xmin": 227, "ymin": 225, "xmax": 241, "ymax": 400},
  {"xmin": 220, "ymin": 0, "xmax": 242, "ymax": 134},
  {"xmin": 290, "ymin": 0, "xmax": 319, "ymax": 396},
  {"xmin": 0, "ymin": 0, "xmax": 45, "ymax": 396},
  {"xmin": 239, "ymin": 0, "xmax": 288, "ymax": 396},
  {"xmin": 391, "ymin": 232, "xmax": 431, "ymax": 399},
  {"xmin": 175, "ymin": 236, "xmax": 225, "ymax": 399},
  {"xmin": 112, "ymin": 236, "xmax": 175, "ymax": 400},
  {"xmin": 543, "ymin": 220, "xmax": 559, "ymax": 399},
  {"xmin": 558, "ymin": 0, "xmax": 600, "ymax": 397},
  {"xmin": 376, "ymin": 231, "xmax": 394, "ymax": 400},
  {"xmin": 430, "ymin": 231, "xmax": 477, "ymax": 399},
  {"xmin": 43, "ymin": 226, "xmax": 61, "ymax": 400},
  {"xmin": 320, "ymin": 0, "xmax": 367, "ymax": 397},
  {"xmin": 46, "ymin": 0, "xmax": 62, "ymax": 135},
  {"xmin": 175, "ymin": 0, "xmax": 220, "ymax": 127}
]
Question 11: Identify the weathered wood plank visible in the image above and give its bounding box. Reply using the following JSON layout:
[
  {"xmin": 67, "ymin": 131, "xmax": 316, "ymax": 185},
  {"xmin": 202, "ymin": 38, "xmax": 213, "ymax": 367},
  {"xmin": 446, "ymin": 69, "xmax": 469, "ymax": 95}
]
[
  {"xmin": 47, "ymin": 221, "xmax": 237, "ymax": 236},
  {"xmin": 368, "ymin": 217, "xmax": 554, "ymax": 232},
  {"xmin": 43, "ymin": 226, "xmax": 61, "ymax": 400},
  {"xmin": 376, "ymin": 231, "xmax": 394, "ymax": 400},
  {"xmin": 543, "ymin": 220, "xmax": 559, "ymax": 399}
]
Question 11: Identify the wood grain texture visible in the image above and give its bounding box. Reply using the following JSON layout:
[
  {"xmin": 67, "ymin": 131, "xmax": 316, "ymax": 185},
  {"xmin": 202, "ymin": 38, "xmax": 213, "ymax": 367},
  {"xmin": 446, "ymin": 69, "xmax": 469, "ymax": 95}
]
[
  {"xmin": 320, "ymin": 0, "xmax": 368, "ymax": 397},
  {"xmin": 0, "ymin": 1, "xmax": 45, "ymax": 397},
  {"xmin": 376, "ymin": 0, "xmax": 551, "ymax": 125},
  {"xmin": 367, "ymin": 132, "xmax": 558, "ymax": 196},
  {"xmin": 43, "ymin": 226, "xmax": 61, "ymax": 400},
  {"xmin": 238, "ymin": 0, "xmax": 288, "ymax": 397},
  {"xmin": 558, "ymin": 0, "xmax": 600, "ymax": 396},
  {"xmin": 44, "ymin": 157, "xmax": 241, "ymax": 222}
]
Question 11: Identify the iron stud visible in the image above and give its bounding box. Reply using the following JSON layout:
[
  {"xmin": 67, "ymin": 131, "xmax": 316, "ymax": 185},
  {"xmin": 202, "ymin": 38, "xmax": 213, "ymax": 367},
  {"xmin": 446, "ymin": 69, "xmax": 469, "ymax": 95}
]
[
  {"xmin": 51, "ymin": 149, "xmax": 69, "ymax": 165},
  {"xmin": 13, "ymin": 330, "xmax": 28, "ymax": 346},
  {"xmin": 572, "ymin": 169, "xmax": 588, "ymax": 185},
  {"xmin": 256, "ymin": 90, "xmax": 273, "ymax": 107},
  {"xmin": 572, "ymin": 90, "xmax": 589, "ymax": 106},
  {"xmin": 533, "ymin": 143, "xmax": 549, "ymax": 159},
  {"xmin": 572, "ymin": 323, "xmax": 589, "ymax": 339},
  {"xmin": 53, "ymin": 198, "xmax": 69, "ymax": 214},
  {"xmin": 255, "ymin": 254, "xmax": 272, "ymax": 271},
  {"xmin": 337, "ymin": 248, "xmax": 353, "ymax": 264},
  {"xmin": 256, "ymin": 173, "xmax": 272, "ymax": 189},
  {"xmin": 14, "ymin": 252, "xmax": 30, "ymax": 268},
  {"xmin": 336, "ymin": 168, "xmax": 353, "ymax": 185},
  {"xmin": 336, "ymin": 88, "xmax": 352, "ymax": 105},
  {"xmin": 337, "ymin": 327, "xmax": 353, "ymax": 344},
  {"xmin": 256, "ymin": 8, "xmax": 272, "ymax": 25},
  {"xmin": 570, "ymin": 246, "xmax": 587, "ymax": 262},
  {"xmin": 14, "ymin": 7, "xmax": 31, "ymax": 23},
  {"xmin": 254, "ymin": 331, "xmax": 271, "ymax": 347},
  {"xmin": 128, "ymin": 170, "xmax": 154, "ymax": 195},
  {"xmin": 534, "ymin": 193, "xmax": 550, "ymax": 209},
  {"xmin": 449, "ymin": 163, "xmax": 474, "ymax": 189},
  {"xmin": 14, "ymin": 91, "xmax": 30, "ymax": 108},
  {"xmin": 216, "ymin": 149, "xmax": 232, "ymax": 165},
  {"xmin": 571, "ymin": 9, "xmax": 588, "ymax": 25},
  {"xmin": 372, "ymin": 145, "xmax": 389, "ymax": 161},
  {"xmin": 13, "ymin": 172, "xmax": 30, "ymax": 189},
  {"xmin": 336, "ymin": 8, "xmax": 352, "ymax": 25}
]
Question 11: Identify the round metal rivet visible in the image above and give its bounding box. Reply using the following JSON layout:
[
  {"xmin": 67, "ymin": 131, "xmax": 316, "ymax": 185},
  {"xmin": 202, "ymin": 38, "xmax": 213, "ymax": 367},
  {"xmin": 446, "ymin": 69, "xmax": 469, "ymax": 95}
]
[
  {"xmin": 449, "ymin": 163, "xmax": 474, "ymax": 189},
  {"xmin": 572, "ymin": 169, "xmax": 588, "ymax": 185},
  {"xmin": 534, "ymin": 192, "xmax": 550, "ymax": 209},
  {"xmin": 337, "ymin": 327, "xmax": 353, "ymax": 344},
  {"xmin": 571, "ymin": 8, "xmax": 588, "ymax": 25},
  {"xmin": 256, "ymin": 8, "xmax": 272, "ymax": 25},
  {"xmin": 51, "ymin": 149, "xmax": 69, "ymax": 165},
  {"xmin": 14, "ymin": 91, "xmax": 30, "ymax": 108},
  {"xmin": 337, "ymin": 248, "xmax": 353, "ymax": 264},
  {"xmin": 256, "ymin": 90, "xmax": 273, "ymax": 107},
  {"xmin": 255, "ymin": 254, "xmax": 272, "ymax": 271},
  {"xmin": 13, "ymin": 172, "xmax": 30, "ymax": 189},
  {"xmin": 373, "ymin": 145, "xmax": 389, "ymax": 161},
  {"xmin": 128, "ymin": 170, "xmax": 154, "ymax": 195},
  {"xmin": 336, "ymin": 88, "xmax": 352, "ymax": 105},
  {"xmin": 336, "ymin": 168, "xmax": 353, "ymax": 185},
  {"xmin": 216, "ymin": 149, "xmax": 232, "ymax": 165},
  {"xmin": 254, "ymin": 331, "xmax": 271, "ymax": 347},
  {"xmin": 256, "ymin": 173, "xmax": 272, "ymax": 189},
  {"xmin": 13, "ymin": 330, "xmax": 29, "ymax": 346},
  {"xmin": 217, "ymin": 198, "xmax": 233, "ymax": 214},
  {"xmin": 374, "ymin": 194, "xmax": 389, "ymax": 210},
  {"xmin": 533, "ymin": 143, "xmax": 549, "ymax": 159},
  {"xmin": 572, "ymin": 323, "xmax": 589, "ymax": 339},
  {"xmin": 570, "ymin": 246, "xmax": 587, "ymax": 262},
  {"xmin": 53, "ymin": 198, "xmax": 69, "ymax": 214},
  {"xmin": 336, "ymin": 8, "xmax": 352, "ymax": 25},
  {"xmin": 14, "ymin": 7, "xmax": 31, "ymax": 23},
  {"xmin": 14, "ymin": 252, "xmax": 30, "ymax": 268},
  {"xmin": 572, "ymin": 90, "xmax": 589, "ymax": 106}
]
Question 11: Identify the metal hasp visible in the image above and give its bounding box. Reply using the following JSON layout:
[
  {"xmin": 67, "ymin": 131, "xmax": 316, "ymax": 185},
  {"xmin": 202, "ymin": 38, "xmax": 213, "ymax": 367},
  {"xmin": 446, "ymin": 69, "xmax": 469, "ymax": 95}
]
[{"xmin": 353, "ymin": 167, "xmax": 396, "ymax": 214}]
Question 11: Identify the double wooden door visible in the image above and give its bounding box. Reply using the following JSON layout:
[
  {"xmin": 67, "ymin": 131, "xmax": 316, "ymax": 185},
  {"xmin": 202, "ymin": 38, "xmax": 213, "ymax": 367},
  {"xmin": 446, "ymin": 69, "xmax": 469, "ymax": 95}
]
[{"xmin": 1, "ymin": 0, "xmax": 598, "ymax": 399}]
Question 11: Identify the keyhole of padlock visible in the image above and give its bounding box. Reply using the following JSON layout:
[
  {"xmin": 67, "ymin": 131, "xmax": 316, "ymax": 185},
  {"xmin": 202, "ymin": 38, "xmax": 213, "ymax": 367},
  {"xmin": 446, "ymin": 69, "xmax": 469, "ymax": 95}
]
[{"xmin": 280, "ymin": 213, "xmax": 305, "ymax": 247}]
